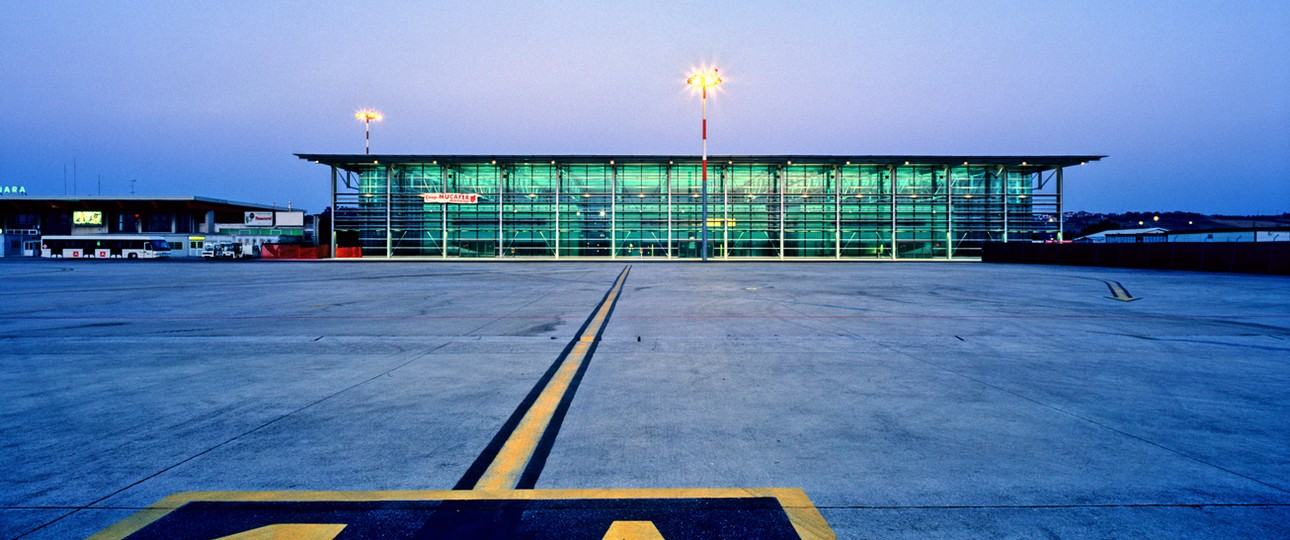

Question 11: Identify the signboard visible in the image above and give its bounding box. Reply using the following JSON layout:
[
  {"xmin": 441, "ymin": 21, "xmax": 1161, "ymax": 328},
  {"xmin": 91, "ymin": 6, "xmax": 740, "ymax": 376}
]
[
  {"xmin": 422, "ymin": 193, "xmax": 479, "ymax": 204},
  {"xmin": 92, "ymin": 488, "xmax": 832, "ymax": 539},
  {"xmin": 244, "ymin": 212, "xmax": 274, "ymax": 227},
  {"xmin": 0, "ymin": 185, "xmax": 26, "ymax": 195},
  {"xmin": 73, "ymin": 211, "xmax": 103, "ymax": 226},
  {"xmin": 274, "ymin": 211, "xmax": 304, "ymax": 227}
]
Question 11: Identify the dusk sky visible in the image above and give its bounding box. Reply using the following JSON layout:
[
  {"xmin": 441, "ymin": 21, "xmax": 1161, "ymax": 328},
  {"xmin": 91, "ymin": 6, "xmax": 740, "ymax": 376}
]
[{"xmin": 2, "ymin": 1, "xmax": 1286, "ymax": 215}]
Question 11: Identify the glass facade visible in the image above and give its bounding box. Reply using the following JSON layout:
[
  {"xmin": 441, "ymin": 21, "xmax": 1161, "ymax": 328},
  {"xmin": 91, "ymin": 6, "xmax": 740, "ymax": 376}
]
[{"xmin": 310, "ymin": 155, "xmax": 1096, "ymax": 259}]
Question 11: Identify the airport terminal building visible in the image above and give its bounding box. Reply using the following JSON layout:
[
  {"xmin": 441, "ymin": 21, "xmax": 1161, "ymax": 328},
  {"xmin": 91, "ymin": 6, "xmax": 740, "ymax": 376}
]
[{"xmin": 301, "ymin": 154, "xmax": 1102, "ymax": 260}]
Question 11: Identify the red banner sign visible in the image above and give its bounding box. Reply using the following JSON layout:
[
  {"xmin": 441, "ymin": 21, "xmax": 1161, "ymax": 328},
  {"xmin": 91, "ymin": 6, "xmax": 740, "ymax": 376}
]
[{"xmin": 421, "ymin": 193, "xmax": 479, "ymax": 204}]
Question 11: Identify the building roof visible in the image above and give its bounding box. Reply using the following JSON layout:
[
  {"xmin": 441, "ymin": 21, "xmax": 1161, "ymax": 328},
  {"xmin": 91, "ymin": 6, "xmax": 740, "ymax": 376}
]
[
  {"xmin": 1078, "ymin": 227, "xmax": 1168, "ymax": 240},
  {"xmin": 1163, "ymin": 227, "xmax": 1290, "ymax": 235},
  {"xmin": 298, "ymin": 154, "xmax": 1104, "ymax": 172},
  {"xmin": 0, "ymin": 196, "xmax": 296, "ymax": 213}
]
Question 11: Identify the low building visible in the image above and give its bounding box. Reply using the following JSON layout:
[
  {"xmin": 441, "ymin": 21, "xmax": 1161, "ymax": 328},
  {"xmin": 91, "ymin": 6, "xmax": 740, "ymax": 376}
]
[
  {"xmin": 1157, "ymin": 228, "xmax": 1288, "ymax": 243},
  {"xmin": 0, "ymin": 196, "xmax": 306, "ymax": 257},
  {"xmin": 1074, "ymin": 227, "xmax": 1167, "ymax": 244}
]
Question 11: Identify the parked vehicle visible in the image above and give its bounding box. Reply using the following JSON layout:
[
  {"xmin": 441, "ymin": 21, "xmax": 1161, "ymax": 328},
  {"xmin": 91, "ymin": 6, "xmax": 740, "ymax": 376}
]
[
  {"xmin": 40, "ymin": 235, "xmax": 171, "ymax": 259},
  {"xmin": 202, "ymin": 241, "xmax": 248, "ymax": 260}
]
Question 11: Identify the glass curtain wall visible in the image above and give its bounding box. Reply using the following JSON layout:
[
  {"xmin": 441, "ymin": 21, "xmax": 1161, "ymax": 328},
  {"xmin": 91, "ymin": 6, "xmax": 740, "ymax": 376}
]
[{"xmin": 331, "ymin": 158, "xmax": 1057, "ymax": 259}]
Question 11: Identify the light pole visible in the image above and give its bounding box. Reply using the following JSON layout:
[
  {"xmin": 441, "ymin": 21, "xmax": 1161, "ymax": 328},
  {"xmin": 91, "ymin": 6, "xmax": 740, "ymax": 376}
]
[
  {"xmin": 355, "ymin": 109, "xmax": 383, "ymax": 155},
  {"xmin": 687, "ymin": 68, "xmax": 721, "ymax": 261}
]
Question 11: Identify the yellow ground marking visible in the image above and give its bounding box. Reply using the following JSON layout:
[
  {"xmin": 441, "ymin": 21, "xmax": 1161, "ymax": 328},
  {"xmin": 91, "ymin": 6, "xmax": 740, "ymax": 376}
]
[
  {"xmin": 216, "ymin": 524, "xmax": 346, "ymax": 539},
  {"xmin": 90, "ymin": 487, "xmax": 835, "ymax": 540},
  {"xmin": 603, "ymin": 520, "xmax": 664, "ymax": 539},
  {"xmin": 1105, "ymin": 280, "xmax": 1139, "ymax": 302},
  {"xmin": 473, "ymin": 265, "xmax": 632, "ymax": 490}
]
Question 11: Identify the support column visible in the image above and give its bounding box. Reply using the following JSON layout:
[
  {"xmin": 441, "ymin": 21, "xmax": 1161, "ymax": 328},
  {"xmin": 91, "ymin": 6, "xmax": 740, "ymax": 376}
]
[
  {"xmin": 889, "ymin": 165, "xmax": 897, "ymax": 260},
  {"xmin": 205, "ymin": 210, "xmax": 215, "ymax": 236},
  {"xmin": 496, "ymin": 166, "xmax": 504, "ymax": 258},
  {"xmin": 441, "ymin": 164, "xmax": 448, "ymax": 259},
  {"xmin": 1001, "ymin": 166, "xmax": 1009, "ymax": 243},
  {"xmin": 666, "ymin": 165, "xmax": 672, "ymax": 259},
  {"xmin": 1056, "ymin": 167, "xmax": 1064, "ymax": 242},
  {"xmin": 385, "ymin": 164, "xmax": 393, "ymax": 258},
  {"xmin": 330, "ymin": 166, "xmax": 337, "ymax": 257},
  {"xmin": 554, "ymin": 164, "xmax": 561, "ymax": 259},
  {"xmin": 611, "ymin": 163, "xmax": 617, "ymax": 260},
  {"xmin": 722, "ymin": 164, "xmax": 728, "ymax": 259},
  {"xmin": 778, "ymin": 165, "xmax": 785, "ymax": 260},
  {"xmin": 834, "ymin": 165, "xmax": 841, "ymax": 259},
  {"xmin": 945, "ymin": 165, "xmax": 952, "ymax": 259}
]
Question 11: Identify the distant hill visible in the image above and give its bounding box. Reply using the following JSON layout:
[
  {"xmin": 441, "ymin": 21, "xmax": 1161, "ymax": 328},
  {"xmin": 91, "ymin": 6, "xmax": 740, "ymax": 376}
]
[{"xmin": 1064, "ymin": 211, "xmax": 1290, "ymax": 239}]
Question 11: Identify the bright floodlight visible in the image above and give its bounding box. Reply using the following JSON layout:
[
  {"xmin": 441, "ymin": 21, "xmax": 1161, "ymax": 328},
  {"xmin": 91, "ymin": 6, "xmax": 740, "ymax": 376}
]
[
  {"xmin": 355, "ymin": 109, "xmax": 383, "ymax": 122},
  {"xmin": 687, "ymin": 69, "xmax": 722, "ymax": 92}
]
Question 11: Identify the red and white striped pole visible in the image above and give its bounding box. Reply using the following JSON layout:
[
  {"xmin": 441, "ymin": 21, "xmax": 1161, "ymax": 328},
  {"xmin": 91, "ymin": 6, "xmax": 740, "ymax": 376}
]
[
  {"xmin": 686, "ymin": 68, "xmax": 720, "ymax": 261},
  {"xmin": 700, "ymin": 83, "xmax": 709, "ymax": 262},
  {"xmin": 355, "ymin": 109, "xmax": 383, "ymax": 155}
]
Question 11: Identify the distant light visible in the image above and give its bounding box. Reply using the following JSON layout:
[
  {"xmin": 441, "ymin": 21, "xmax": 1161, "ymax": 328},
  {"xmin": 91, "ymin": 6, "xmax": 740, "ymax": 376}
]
[
  {"xmin": 551, "ymin": 160, "xmax": 556, "ymax": 164},
  {"xmin": 904, "ymin": 161, "xmax": 910, "ymax": 165},
  {"xmin": 354, "ymin": 109, "xmax": 383, "ymax": 122},
  {"xmin": 609, "ymin": 160, "xmax": 614, "ymax": 165},
  {"xmin": 845, "ymin": 161, "xmax": 851, "ymax": 165},
  {"xmin": 1021, "ymin": 161, "xmax": 1028, "ymax": 166},
  {"xmin": 491, "ymin": 160, "xmax": 496, "ymax": 165},
  {"xmin": 964, "ymin": 194, "xmax": 973, "ymax": 199},
  {"xmin": 1138, "ymin": 221, "xmax": 1144, "ymax": 225},
  {"xmin": 686, "ymin": 68, "xmax": 723, "ymax": 91},
  {"xmin": 1188, "ymin": 220, "xmax": 1193, "ymax": 225},
  {"xmin": 669, "ymin": 160, "xmax": 674, "ymax": 165},
  {"xmin": 786, "ymin": 160, "xmax": 792, "ymax": 165},
  {"xmin": 599, "ymin": 210, "xmax": 606, "ymax": 216},
  {"xmin": 1153, "ymin": 215, "xmax": 1160, "ymax": 221},
  {"xmin": 432, "ymin": 160, "xmax": 437, "ymax": 164},
  {"xmin": 963, "ymin": 161, "xmax": 969, "ymax": 166}
]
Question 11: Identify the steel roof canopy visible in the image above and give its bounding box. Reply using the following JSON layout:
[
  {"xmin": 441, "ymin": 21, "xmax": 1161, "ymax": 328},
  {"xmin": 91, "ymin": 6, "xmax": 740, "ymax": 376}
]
[{"xmin": 297, "ymin": 154, "xmax": 1104, "ymax": 171}]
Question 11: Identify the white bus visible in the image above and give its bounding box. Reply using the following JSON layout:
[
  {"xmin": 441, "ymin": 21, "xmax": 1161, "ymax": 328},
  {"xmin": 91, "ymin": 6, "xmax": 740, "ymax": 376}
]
[{"xmin": 40, "ymin": 235, "xmax": 172, "ymax": 259}]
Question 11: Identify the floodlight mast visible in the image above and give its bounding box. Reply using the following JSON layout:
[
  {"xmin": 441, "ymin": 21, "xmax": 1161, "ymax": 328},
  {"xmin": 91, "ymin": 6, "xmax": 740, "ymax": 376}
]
[
  {"xmin": 686, "ymin": 69, "xmax": 722, "ymax": 261},
  {"xmin": 355, "ymin": 109, "xmax": 383, "ymax": 155}
]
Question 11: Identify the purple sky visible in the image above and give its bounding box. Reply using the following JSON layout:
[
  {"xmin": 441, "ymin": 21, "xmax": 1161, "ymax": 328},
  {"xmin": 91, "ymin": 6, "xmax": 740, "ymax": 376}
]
[{"xmin": 1, "ymin": 1, "xmax": 1286, "ymax": 214}]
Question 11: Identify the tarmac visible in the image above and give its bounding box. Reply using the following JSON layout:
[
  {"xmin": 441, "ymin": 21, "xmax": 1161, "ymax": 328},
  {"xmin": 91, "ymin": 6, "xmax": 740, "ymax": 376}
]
[{"xmin": 0, "ymin": 259, "xmax": 1287, "ymax": 538}]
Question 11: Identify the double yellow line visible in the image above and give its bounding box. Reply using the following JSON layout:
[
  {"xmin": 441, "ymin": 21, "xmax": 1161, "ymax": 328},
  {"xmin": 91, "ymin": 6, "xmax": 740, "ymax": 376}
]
[
  {"xmin": 470, "ymin": 265, "xmax": 631, "ymax": 490},
  {"xmin": 1104, "ymin": 280, "xmax": 1139, "ymax": 302}
]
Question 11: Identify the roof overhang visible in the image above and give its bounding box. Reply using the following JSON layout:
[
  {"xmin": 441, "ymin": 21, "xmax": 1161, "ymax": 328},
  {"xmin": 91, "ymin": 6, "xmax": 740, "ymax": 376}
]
[{"xmin": 297, "ymin": 154, "xmax": 1105, "ymax": 173}]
